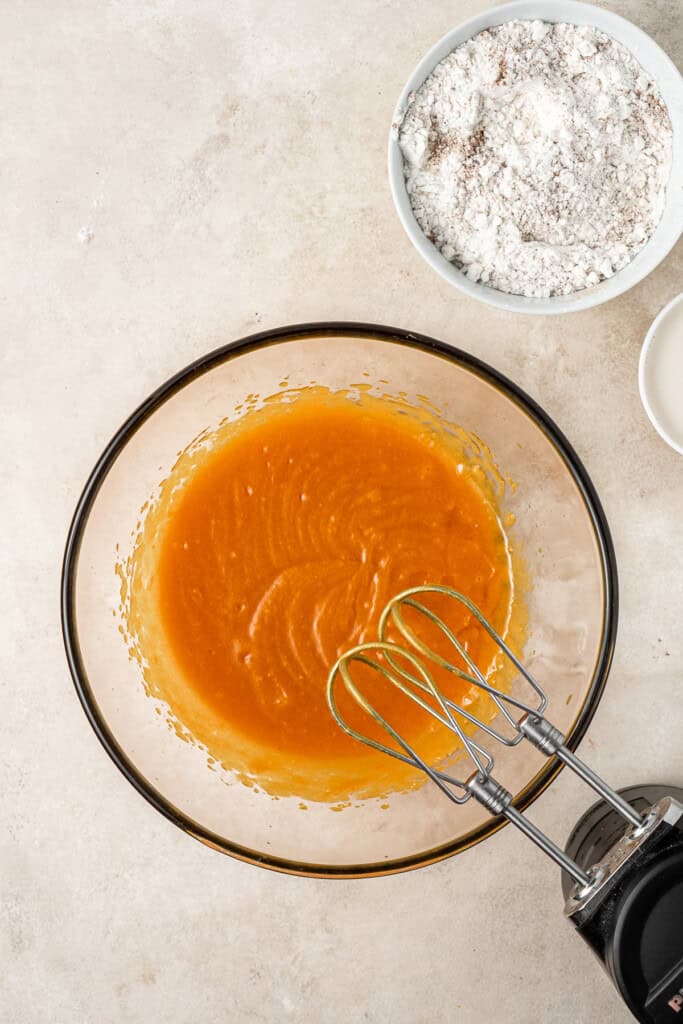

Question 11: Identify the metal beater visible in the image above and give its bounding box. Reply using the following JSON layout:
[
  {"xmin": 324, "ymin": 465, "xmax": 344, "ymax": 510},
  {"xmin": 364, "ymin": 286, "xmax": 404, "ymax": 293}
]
[{"xmin": 327, "ymin": 586, "xmax": 683, "ymax": 1024}]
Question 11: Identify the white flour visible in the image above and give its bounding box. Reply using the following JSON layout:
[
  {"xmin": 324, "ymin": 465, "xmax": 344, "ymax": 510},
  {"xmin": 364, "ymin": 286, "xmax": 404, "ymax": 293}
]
[{"xmin": 398, "ymin": 21, "xmax": 673, "ymax": 298}]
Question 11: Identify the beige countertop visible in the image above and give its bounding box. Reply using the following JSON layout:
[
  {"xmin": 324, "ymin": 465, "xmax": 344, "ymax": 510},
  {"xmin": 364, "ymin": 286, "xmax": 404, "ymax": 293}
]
[{"xmin": 3, "ymin": 1, "xmax": 682, "ymax": 1021}]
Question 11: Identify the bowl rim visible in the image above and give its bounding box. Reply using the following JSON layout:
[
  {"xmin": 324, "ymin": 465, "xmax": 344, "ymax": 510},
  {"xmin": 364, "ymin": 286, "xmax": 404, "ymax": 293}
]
[
  {"xmin": 638, "ymin": 290, "xmax": 683, "ymax": 454},
  {"xmin": 61, "ymin": 322, "xmax": 619, "ymax": 878},
  {"xmin": 388, "ymin": 0, "xmax": 683, "ymax": 315}
]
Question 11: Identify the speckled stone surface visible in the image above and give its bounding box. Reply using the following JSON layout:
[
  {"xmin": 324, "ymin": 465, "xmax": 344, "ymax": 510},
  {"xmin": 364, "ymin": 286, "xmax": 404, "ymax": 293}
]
[{"xmin": 2, "ymin": 1, "xmax": 682, "ymax": 1021}]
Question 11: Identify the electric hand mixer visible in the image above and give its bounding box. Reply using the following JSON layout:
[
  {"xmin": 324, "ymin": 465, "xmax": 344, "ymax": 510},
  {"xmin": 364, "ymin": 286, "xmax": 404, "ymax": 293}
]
[{"xmin": 327, "ymin": 586, "xmax": 683, "ymax": 1024}]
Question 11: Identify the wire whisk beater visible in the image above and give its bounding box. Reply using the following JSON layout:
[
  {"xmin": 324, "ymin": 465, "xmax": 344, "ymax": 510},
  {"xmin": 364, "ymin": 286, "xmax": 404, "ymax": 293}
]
[{"xmin": 327, "ymin": 586, "xmax": 643, "ymax": 890}]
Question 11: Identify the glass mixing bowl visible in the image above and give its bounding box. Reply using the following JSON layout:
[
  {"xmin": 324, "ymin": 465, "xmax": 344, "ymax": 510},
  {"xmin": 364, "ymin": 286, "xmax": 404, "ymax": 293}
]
[{"xmin": 61, "ymin": 324, "xmax": 617, "ymax": 877}]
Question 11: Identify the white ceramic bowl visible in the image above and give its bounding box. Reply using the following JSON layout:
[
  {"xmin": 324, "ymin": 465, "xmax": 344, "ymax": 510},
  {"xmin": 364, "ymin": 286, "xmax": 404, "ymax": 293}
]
[
  {"xmin": 388, "ymin": 0, "xmax": 683, "ymax": 315},
  {"xmin": 639, "ymin": 291, "xmax": 683, "ymax": 453}
]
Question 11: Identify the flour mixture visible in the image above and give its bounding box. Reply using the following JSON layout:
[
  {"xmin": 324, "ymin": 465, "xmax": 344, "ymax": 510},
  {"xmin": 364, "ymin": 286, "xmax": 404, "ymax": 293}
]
[{"xmin": 398, "ymin": 21, "xmax": 673, "ymax": 298}]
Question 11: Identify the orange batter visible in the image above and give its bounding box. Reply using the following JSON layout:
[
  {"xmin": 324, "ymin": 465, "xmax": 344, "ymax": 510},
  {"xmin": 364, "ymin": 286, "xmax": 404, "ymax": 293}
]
[{"xmin": 124, "ymin": 389, "xmax": 521, "ymax": 801}]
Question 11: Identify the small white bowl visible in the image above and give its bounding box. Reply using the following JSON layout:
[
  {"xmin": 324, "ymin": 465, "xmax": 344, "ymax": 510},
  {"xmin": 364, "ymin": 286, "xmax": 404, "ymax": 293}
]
[
  {"xmin": 388, "ymin": 0, "xmax": 683, "ymax": 315},
  {"xmin": 639, "ymin": 292, "xmax": 683, "ymax": 454}
]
